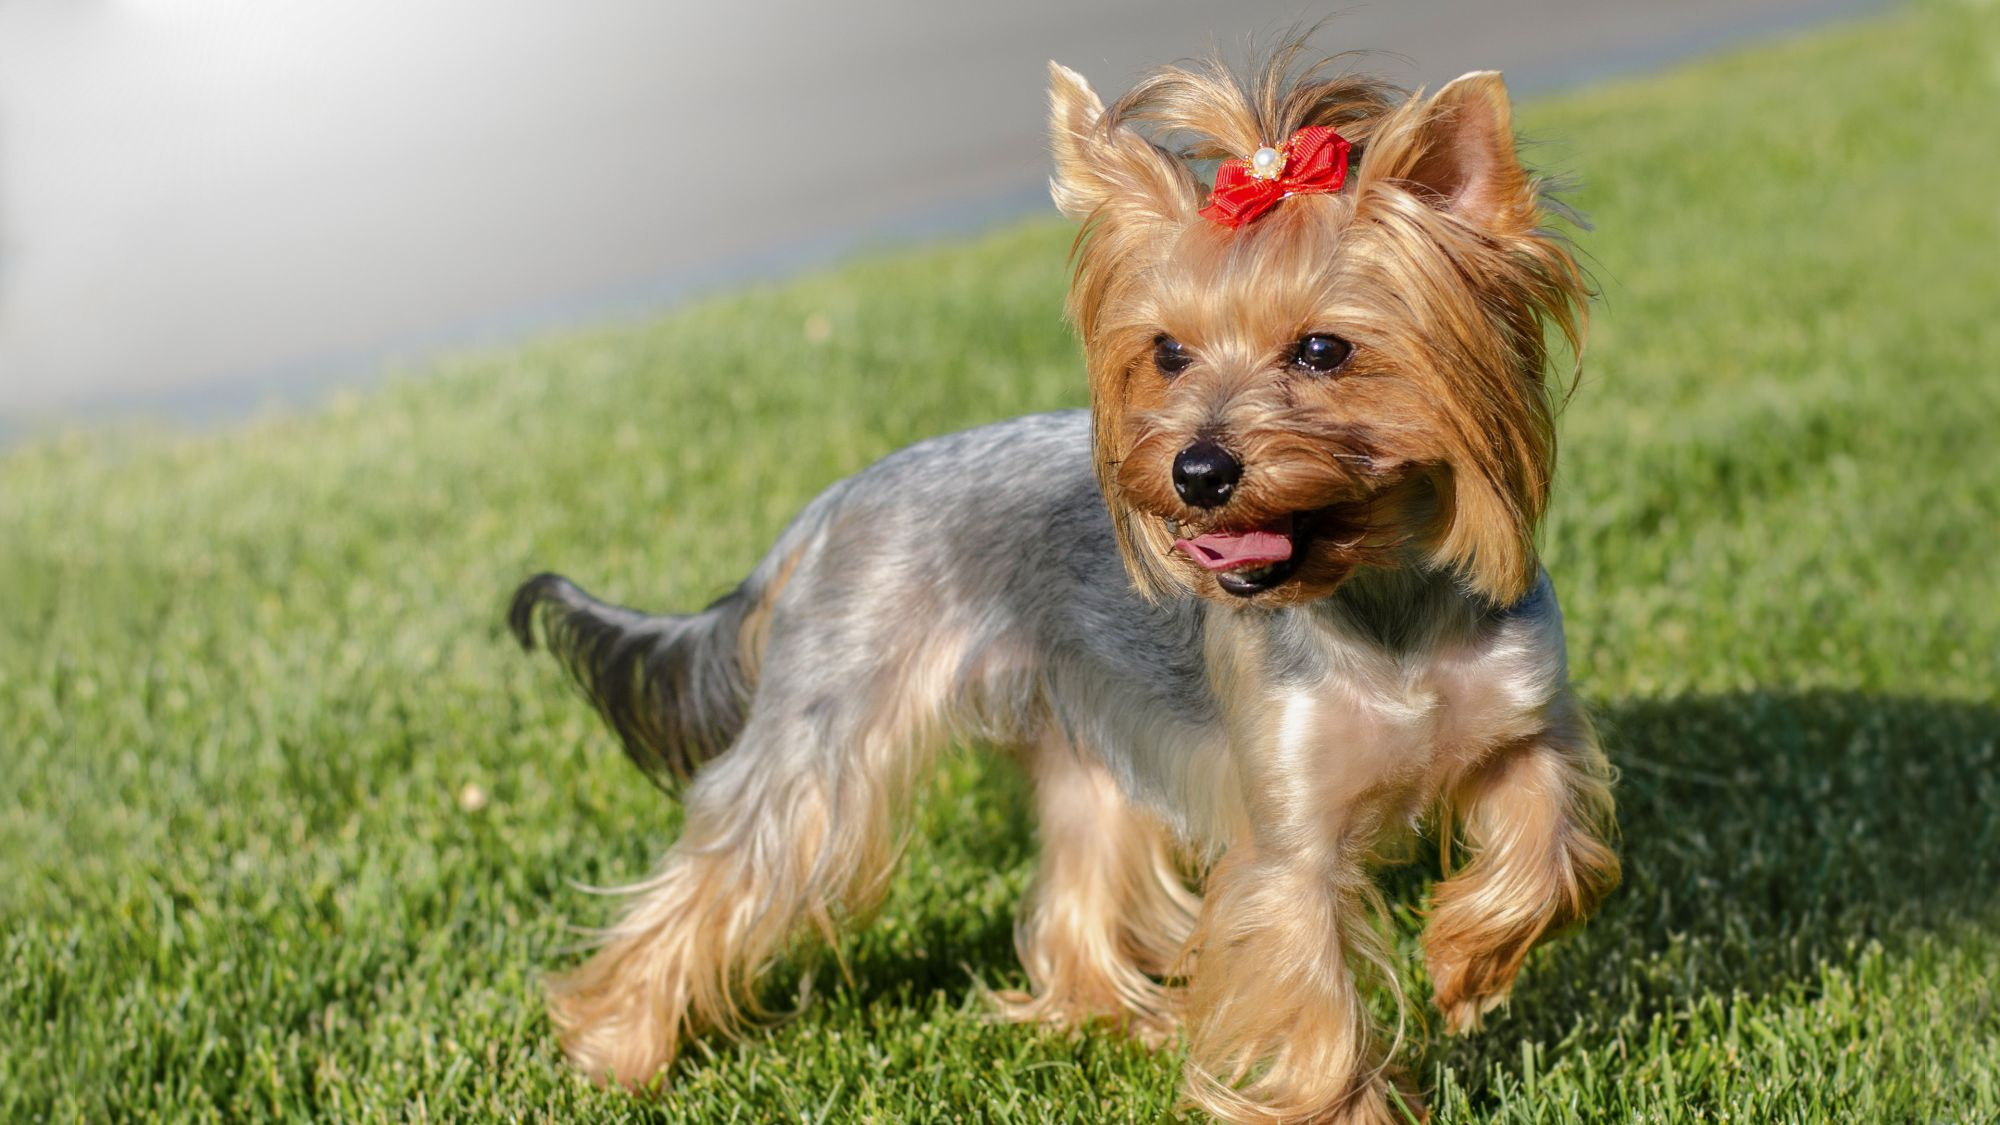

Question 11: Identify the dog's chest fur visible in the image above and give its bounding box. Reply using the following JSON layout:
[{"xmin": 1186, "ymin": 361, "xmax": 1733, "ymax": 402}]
[{"xmin": 1199, "ymin": 570, "xmax": 1570, "ymax": 850}]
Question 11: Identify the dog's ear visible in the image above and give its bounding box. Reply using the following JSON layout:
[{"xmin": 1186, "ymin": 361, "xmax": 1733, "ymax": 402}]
[
  {"xmin": 1358, "ymin": 71, "xmax": 1574, "ymax": 605},
  {"xmin": 1047, "ymin": 62, "xmax": 1196, "ymax": 226},
  {"xmin": 1399, "ymin": 71, "xmax": 1537, "ymax": 235},
  {"xmin": 1432, "ymin": 450, "xmax": 1545, "ymax": 607}
]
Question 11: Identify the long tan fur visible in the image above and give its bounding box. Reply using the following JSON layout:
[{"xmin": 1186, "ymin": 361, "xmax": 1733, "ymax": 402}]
[
  {"xmin": 548, "ymin": 629, "xmax": 973, "ymax": 1085},
  {"xmin": 992, "ymin": 728, "xmax": 1200, "ymax": 1040}
]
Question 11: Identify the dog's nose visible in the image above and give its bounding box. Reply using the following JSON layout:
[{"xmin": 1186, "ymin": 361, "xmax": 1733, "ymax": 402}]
[{"xmin": 1172, "ymin": 440, "xmax": 1241, "ymax": 508}]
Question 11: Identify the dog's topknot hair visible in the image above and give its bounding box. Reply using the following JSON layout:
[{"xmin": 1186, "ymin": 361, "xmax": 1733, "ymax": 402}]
[{"xmin": 1106, "ymin": 36, "xmax": 1404, "ymax": 163}]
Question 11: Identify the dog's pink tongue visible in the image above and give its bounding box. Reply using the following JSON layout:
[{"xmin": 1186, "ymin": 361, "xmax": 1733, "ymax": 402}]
[{"xmin": 1173, "ymin": 526, "xmax": 1295, "ymax": 572}]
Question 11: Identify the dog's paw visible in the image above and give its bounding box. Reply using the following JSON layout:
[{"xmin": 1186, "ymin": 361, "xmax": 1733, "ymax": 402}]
[
  {"xmin": 1423, "ymin": 925, "xmax": 1533, "ymax": 1036},
  {"xmin": 1431, "ymin": 982, "xmax": 1510, "ymax": 1036},
  {"xmin": 988, "ymin": 986, "xmax": 1180, "ymax": 1048}
]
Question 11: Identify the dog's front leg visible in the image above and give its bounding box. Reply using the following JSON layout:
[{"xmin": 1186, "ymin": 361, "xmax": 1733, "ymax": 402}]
[
  {"xmin": 1177, "ymin": 675, "xmax": 1423, "ymax": 1124},
  {"xmin": 1423, "ymin": 694, "xmax": 1620, "ymax": 1032},
  {"xmin": 1180, "ymin": 838, "xmax": 1416, "ymax": 1124}
]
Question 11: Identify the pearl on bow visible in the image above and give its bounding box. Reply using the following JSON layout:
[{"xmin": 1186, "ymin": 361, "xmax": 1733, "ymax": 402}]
[{"xmin": 1249, "ymin": 145, "xmax": 1285, "ymax": 180}]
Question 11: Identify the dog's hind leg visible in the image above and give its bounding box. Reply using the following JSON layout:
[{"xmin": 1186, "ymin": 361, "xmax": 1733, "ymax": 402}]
[
  {"xmin": 993, "ymin": 729, "xmax": 1197, "ymax": 1042},
  {"xmin": 1423, "ymin": 693, "xmax": 1620, "ymax": 1033},
  {"xmin": 547, "ymin": 661, "xmax": 956, "ymax": 1088}
]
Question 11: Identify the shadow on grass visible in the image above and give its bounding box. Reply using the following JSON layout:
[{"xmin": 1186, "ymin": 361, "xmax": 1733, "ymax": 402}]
[
  {"xmin": 1424, "ymin": 689, "xmax": 2000, "ymax": 1094},
  {"xmin": 686, "ymin": 691, "xmax": 1999, "ymax": 1087}
]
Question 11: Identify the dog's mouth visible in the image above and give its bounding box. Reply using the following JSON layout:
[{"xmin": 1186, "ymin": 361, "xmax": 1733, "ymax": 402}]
[
  {"xmin": 1173, "ymin": 515, "xmax": 1300, "ymax": 596},
  {"xmin": 1176, "ymin": 510, "xmax": 1356, "ymax": 597},
  {"xmin": 1170, "ymin": 506, "xmax": 1375, "ymax": 597}
]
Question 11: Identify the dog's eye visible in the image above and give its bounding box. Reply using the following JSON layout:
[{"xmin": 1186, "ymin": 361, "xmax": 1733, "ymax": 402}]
[
  {"xmin": 1153, "ymin": 334, "xmax": 1193, "ymax": 378},
  {"xmin": 1292, "ymin": 334, "xmax": 1353, "ymax": 375}
]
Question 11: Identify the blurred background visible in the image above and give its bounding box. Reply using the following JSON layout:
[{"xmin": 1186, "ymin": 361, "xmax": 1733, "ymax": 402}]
[
  {"xmin": 10, "ymin": 3, "xmax": 2000, "ymax": 1120},
  {"xmin": 0, "ymin": 0, "xmax": 1880, "ymax": 440}
]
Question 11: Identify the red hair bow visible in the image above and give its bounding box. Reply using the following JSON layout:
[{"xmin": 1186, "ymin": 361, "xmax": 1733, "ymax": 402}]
[{"xmin": 1198, "ymin": 125, "xmax": 1352, "ymax": 229}]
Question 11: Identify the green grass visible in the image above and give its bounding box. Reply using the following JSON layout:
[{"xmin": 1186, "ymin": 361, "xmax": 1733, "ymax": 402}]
[{"xmin": 5, "ymin": 2, "xmax": 1999, "ymax": 1120}]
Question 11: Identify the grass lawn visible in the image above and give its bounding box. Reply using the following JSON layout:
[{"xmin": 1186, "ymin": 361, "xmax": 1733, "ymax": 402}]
[{"xmin": 5, "ymin": 2, "xmax": 1998, "ymax": 1120}]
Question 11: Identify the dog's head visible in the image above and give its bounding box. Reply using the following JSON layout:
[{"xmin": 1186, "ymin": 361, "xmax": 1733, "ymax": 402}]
[{"xmin": 1049, "ymin": 48, "xmax": 1587, "ymax": 608}]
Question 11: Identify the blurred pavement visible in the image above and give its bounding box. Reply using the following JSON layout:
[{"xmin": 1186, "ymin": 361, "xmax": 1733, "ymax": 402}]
[{"xmin": 0, "ymin": 0, "xmax": 1881, "ymax": 434}]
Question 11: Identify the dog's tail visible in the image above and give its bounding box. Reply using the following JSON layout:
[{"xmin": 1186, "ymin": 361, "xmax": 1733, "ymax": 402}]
[{"xmin": 509, "ymin": 572, "xmax": 760, "ymax": 788}]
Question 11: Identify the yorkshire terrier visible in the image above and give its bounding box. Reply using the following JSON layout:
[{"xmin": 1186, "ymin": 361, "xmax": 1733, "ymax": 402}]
[{"xmin": 511, "ymin": 41, "xmax": 1619, "ymax": 1124}]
